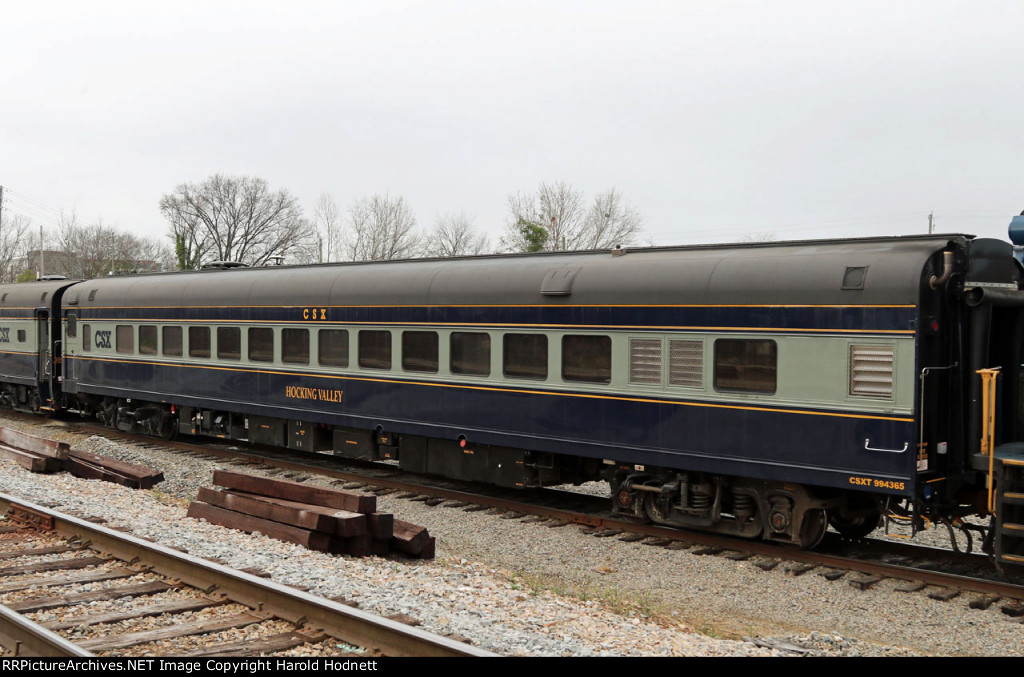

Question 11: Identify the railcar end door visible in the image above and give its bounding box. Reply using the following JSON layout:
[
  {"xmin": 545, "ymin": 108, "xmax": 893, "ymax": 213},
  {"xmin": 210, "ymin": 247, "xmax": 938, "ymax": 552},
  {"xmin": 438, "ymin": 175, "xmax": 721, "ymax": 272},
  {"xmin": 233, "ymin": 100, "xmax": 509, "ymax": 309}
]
[{"xmin": 35, "ymin": 308, "xmax": 52, "ymax": 407}]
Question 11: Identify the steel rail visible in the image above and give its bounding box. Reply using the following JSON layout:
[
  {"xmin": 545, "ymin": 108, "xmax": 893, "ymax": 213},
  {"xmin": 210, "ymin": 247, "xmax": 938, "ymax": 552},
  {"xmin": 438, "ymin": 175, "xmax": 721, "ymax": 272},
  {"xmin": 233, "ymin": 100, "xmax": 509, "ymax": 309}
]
[
  {"xmin": 0, "ymin": 602, "xmax": 94, "ymax": 657},
  {"xmin": 0, "ymin": 493, "xmax": 495, "ymax": 658},
  {"xmin": 54, "ymin": 421, "xmax": 1024, "ymax": 602}
]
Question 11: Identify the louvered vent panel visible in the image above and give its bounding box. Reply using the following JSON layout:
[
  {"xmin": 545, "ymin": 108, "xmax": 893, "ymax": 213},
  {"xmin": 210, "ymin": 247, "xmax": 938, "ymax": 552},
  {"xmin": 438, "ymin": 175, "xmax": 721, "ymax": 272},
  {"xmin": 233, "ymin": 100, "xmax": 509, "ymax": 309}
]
[
  {"xmin": 669, "ymin": 339, "xmax": 704, "ymax": 387},
  {"xmin": 850, "ymin": 345, "xmax": 894, "ymax": 397},
  {"xmin": 629, "ymin": 338, "xmax": 662, "ymax": 384}
]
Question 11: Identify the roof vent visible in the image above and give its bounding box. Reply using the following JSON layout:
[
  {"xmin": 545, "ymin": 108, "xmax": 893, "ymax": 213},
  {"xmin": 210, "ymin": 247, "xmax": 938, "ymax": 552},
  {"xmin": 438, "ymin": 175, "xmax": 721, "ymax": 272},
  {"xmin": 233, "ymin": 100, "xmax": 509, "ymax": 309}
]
[
  {"xmin": 202, "ymin": 261, "xmax": 248, "ymax": 270},
  {"xmin": 842, "ymin": 266, "xmax": 868, "ymax": 290},
  {"xmin": 541, "ymin": 267, "xmax": 581, "ymax": 296}
]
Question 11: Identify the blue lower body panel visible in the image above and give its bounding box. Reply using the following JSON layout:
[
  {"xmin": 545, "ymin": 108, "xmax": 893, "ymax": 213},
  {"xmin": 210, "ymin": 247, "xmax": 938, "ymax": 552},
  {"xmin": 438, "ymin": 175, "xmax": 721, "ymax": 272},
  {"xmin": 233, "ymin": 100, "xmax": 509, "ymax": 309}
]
[{"xmin": 65, "ymin": 356, "xmax": 917, "ymax": 496}]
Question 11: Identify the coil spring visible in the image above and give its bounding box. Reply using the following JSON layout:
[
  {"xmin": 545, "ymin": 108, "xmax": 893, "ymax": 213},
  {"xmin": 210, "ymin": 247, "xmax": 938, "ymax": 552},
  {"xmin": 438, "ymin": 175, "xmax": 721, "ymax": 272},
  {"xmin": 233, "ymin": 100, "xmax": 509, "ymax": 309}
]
[
  {"xmin": 689, "ymin": 486, "xmax": 712, "ymax": 511},
  {"xmin": 733, "ymin": 493, "xmax": 754, "ymax": 518}
]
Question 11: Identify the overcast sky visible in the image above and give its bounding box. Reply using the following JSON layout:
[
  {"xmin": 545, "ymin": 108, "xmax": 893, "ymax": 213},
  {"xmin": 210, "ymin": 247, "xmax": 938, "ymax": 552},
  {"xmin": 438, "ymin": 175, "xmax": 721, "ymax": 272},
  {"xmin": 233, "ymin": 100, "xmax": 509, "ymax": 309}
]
[{"xmin": 2, "ymin": 1, "xmax": 1022, "ymax": 253}]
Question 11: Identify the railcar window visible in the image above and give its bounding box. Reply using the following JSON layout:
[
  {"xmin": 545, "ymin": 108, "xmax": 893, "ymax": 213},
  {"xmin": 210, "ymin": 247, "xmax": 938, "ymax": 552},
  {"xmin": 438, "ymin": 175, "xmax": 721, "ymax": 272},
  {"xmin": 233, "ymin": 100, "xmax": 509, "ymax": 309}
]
[
  {"xmin": 669, "ymin": 339, "xmax": 704, "ymax": 388},
  {"xmin": 451, "ymin": 332, "xmax": 490, "ymax": 376},
  {"xmin": 17, "ymin": 330, "xmax": 26, "ymax": 343},
  {"xmin": 359, "ymin": 330, "xmax": 392, "ymax": 370},
  {"xmin": 116, "ymin": 326, "xmax": 134, "ymax": 355},
  {"xmin": 713, "ymin": 339, "xmax": 776, "ymax": 394},
  {"xmin": 83, "ymin": 325, "xmax": 91, "ymax": 352},
  {"xmin": 189, "ymin": 327, "xmax": 210, "ymax": 358},
  {"xmin": 218, "ymin": 327, "xmax": 241, "ymax": 360},
  {"xmin": 282, "ymin": 328, "xmax": 309, "ymax": 365},
  {"xmin": 249, "ymin": 327, "xmax": 275, "ymax": 363},
  {"xmin": 139, "ymin": 325, "xmax": 158, "ymax": 355},
  {"xmin": 402, "ymin": 331, "xmax": 438, "ymax": 373},
  {"xmin": 318, "ymin": 329, "xmax": 349, "ymax": 368},
  {"xmin": 629, "ymin": 338, "xmax": 662, "ymax": 385},
  {"xmin": 163, "ymin": 326, "xmax": 182, "ymax": 357},
  {"xmin": 503, "ymin": 333, "xmax": 548, "ymax": 380},
  {"xmin": 66, "ymin": 312, "xmax": 77, "ymax": 338},
  {"xmin": 562, "ymin": 335, "xmax": 611, "ymax": 384}
]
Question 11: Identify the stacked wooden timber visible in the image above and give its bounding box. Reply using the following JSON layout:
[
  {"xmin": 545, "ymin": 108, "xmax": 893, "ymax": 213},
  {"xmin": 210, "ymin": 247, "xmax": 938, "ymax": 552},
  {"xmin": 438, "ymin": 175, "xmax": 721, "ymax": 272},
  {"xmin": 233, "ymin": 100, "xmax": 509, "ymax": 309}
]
[
  {"xmin": 0, "ymin": 427, "xmax": 68, "ymax": 473},
  {"xmin": 0, "ymin": 425, "xmax": 164, "ymax": 489},
  {"xmin": 65, "ymin": 449, "xmax": 165, "ymax": 489},
  {"xmin": 187, "ymin": 470, "xmax": 435, "ymax": 559}
]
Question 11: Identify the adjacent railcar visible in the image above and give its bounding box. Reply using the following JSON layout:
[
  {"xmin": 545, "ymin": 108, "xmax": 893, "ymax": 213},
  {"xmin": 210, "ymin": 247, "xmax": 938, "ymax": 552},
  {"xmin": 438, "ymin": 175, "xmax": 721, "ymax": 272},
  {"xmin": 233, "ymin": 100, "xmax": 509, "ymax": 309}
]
[
  {"xmin": 0, "ymin": 278, "xmax": 78, "ymax": 412},
  {"xmin": 5, "ymin": 232, "xmax": 1024, "ymax": 561}
]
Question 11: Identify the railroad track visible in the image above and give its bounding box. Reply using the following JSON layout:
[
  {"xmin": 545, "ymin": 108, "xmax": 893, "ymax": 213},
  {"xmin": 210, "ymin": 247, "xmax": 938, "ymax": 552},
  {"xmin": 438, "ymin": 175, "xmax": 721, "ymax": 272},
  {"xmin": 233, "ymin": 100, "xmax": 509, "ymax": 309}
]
[
  {"xmin": 0, "ymin": 493, "xmax": 494, "ymax": 658},
  {"xmin": 13, "ymin": 414, "xmax": 1024, "ymax": 620}
]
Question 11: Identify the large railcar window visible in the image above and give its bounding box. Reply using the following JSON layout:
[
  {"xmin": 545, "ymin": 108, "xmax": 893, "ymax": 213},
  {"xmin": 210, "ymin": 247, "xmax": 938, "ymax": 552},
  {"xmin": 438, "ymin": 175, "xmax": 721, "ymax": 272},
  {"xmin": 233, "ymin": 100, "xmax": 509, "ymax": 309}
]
[
  {"xmin": 217, "ymin": 327, "xmax": 241, "ymax": 360},
  {"xmin": 358, "ymin": 330, "xmax": 392, "ymax": 370},
  {"xmin": 562, "ymin": 335, "xmax": 611, "ymax": 384},
  {"xmin": 189, "ymin": 327, "xmax": 210, "ymax": 358},
  {"xmin": 451, "ymin": 332, "xmax": 490, "ymax": 376},
  {"xmin": 139, "ymin": 325, "xmax": 158, "ymax": 355},
  {"xmin": 503, "ymin": 333, "xmax": 548, "ymax": 380},
  {"xmin": 163, "ymin": 327, "xmax": 182, "ymax": 357},
  {"xmin": 669, "ymin": 339, "xmax": 704, "ymax": 388},
  {"xmin": 402, "ymin": 331, "xmax": 438, "ymax": 373},
  {"xmin": 849, "ymin": 345, "xmax": 894, "ymax": 398},
  {"xmin": 116, "ymin": 326, "xmax": 134, "ymax": 355},
  {"xmin": 249, "ymin": 327, "xmax": 274, "ymax": 363},
  {"xmin": 318, "ymin": 329, "xmax": 349, "ymax": 367},
  {"xmin": 66, "ymin": 312, "xmax": 77, "ymax": 338},
  {"xmin": 713, "ymin": 339, "xmax": 776, "ymax": 394},
  {"xmin": 282, "ymin": 328, "xmax": 309, "ymax": 365},
  {"xmin": 83, "ymin": 325, "xmax": 91, "ymax": 352}
]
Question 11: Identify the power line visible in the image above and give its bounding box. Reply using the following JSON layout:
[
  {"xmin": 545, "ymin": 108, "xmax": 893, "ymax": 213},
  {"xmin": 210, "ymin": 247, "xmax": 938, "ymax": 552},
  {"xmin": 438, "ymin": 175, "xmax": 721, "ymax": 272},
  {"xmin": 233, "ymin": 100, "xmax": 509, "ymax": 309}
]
[
  {"xmin": 3, "ymin": 188, "xmax": 62, "ymax": 217},
  {"xmin": 1, "ymin": 192, "xmax": 63, "ymax": 230}
]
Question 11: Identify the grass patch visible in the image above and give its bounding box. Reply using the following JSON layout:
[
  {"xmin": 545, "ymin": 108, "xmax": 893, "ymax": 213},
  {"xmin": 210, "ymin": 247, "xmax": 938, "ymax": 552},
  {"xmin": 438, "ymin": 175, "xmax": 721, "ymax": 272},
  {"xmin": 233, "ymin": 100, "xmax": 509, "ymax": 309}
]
[{"xmin": 502, "ymin": 569, "xmax": 680, "ymax": 628}]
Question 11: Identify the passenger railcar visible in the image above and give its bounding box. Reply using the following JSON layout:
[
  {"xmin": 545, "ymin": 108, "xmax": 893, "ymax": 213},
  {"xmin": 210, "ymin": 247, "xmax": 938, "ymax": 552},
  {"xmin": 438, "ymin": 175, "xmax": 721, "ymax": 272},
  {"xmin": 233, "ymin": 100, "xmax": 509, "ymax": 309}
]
[
  {"xmin": 4, "ymin": 232, "xmax": 1024, "ymax": 564},
  {"xmin": 0, "ymin": 278, "xmax": 77, "ymax": 413}
]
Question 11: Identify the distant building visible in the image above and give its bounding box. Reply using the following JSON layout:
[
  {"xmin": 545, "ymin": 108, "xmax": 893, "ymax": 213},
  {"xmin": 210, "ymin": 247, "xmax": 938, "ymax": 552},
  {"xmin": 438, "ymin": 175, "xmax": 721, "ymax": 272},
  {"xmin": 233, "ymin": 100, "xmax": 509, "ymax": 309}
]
[{"xmin": 19, "ymin": 250, "xmax": 73, "ymax": 279}]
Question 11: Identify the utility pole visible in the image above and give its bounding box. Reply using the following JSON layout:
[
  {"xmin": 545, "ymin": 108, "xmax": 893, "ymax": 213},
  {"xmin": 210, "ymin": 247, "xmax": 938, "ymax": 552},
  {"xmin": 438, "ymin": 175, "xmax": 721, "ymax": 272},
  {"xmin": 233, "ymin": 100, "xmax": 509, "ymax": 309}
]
[{"xmin": 928, "ymin": 212, "xmax": 935, "ymax": 235}]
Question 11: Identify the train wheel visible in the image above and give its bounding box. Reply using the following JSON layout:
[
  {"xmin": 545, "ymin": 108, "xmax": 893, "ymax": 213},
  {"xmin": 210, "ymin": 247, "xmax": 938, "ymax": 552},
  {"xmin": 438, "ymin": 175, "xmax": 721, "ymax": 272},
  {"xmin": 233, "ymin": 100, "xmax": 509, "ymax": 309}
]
[
  {"xmin": 829, "ymin": 513, "xmax": 881, "ymax": 539},
  {"xmin": 797, "ymin": 509, "xmax": 828, "ymax": 549},
  {"xmin": 643, "ymin": 493, "xmax": 671, "ymax": 525},
  {"xmin": 159, "ymin": 418, "xmax": 178, "ymax": 440}
]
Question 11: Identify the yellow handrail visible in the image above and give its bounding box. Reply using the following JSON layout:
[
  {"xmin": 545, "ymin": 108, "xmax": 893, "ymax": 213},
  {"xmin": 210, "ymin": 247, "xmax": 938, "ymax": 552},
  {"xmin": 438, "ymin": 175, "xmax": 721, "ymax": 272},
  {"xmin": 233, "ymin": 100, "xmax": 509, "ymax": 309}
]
[{"xmin": 977, "ymin": 367, "xmax": 1001, "ymax": 514}]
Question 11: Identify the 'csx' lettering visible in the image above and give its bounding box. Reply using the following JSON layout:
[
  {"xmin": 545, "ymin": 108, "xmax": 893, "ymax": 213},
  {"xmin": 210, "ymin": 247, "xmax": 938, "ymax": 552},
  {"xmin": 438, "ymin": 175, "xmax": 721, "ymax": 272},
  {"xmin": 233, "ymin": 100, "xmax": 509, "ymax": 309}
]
[
  {"xmin": 95, "ymin": 330, "xmax": 112, "ymax": 349},
  {"xmin": 0, "ymin": 327, "xmax": 8, "ymax": 343},
  {"xmin": 302, "ymin": 308, "xmax": 328, "ymax": 320}
]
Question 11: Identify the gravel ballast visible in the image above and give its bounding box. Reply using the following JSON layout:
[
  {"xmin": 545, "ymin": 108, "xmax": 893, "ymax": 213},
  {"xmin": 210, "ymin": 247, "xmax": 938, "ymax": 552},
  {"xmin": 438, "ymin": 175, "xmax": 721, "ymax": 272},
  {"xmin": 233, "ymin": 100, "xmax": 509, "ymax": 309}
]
[{"xmin": 0, "ymin": 417, "xmax": 1021, "ymax": 657}]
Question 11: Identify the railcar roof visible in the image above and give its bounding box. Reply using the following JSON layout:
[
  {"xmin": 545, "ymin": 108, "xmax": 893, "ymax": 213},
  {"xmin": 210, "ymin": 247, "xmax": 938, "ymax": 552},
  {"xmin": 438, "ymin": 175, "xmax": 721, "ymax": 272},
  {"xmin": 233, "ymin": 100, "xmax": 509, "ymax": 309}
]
[
  {"xmin": 65, "ymin": 234, "xmax": 982, "ymax": 308},
  {"xmin": 0, "ymin": 278, "xmax": 80, "ymax": 309}
]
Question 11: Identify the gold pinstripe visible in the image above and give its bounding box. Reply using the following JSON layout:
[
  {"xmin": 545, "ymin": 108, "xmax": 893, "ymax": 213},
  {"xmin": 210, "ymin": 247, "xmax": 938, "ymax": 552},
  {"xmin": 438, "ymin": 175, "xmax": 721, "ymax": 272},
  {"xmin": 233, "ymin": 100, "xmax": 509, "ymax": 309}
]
[
  {"xmin": 72, "ymin": 318, "xmax": 915, "ymax": 334},
  {"xmin": 67, "ymin": 355, "xmax": 915, "ymax": 423}
]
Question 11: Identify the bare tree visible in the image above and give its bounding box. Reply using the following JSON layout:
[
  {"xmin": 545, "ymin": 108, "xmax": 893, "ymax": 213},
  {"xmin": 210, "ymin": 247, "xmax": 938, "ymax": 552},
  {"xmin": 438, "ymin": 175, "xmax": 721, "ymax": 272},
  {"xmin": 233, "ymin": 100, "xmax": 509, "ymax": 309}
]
[
  {"xmin": 739, "ymin": 231, "xmax": 779, "ymax": 243},
  {"xmin": 581, "ymin": 188, "xmax": 644, "ymax": 249},
  {"xmin": 502, "ymin": 181, "xmax": 584, "ymax": 252},
  {"xmin": 345, "ymin": 194, "xmax": 422, "ymax": 261},
  {"xmin": 500, "ymin": 181, "xmax": 644, "ymax": 252},
  {"xmin": 56, "ymin": 214, "xmax": 173, "ymax": 278},
  {"xmin": 312, "ymin": 192, "xmax": 344, "ymax": 263},
  {"xmin": 159, "ymin": 174, "xmax": 314, "ymax": 268},
  {"xmin": 424, "ymin": 212, "xmax": 490, "ymax": 258},
  {"xmin": 0, "ymin": 212, "xmax": 32, "ymax": 282}
]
